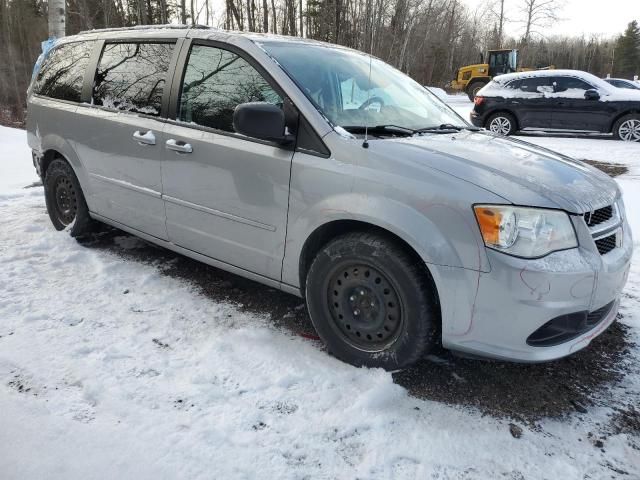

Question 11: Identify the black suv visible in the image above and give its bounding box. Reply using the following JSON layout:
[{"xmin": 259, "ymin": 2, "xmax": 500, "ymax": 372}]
[{"xmin": 470, "ymin": 70, "xmax": 640, "ymax": 142}]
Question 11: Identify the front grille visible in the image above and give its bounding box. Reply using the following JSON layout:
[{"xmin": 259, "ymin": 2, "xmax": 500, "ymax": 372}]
[
  {"xmin": 595, "ymin": 233, "xmax": 617, "ymax": 255},
  {"xmin": 584, "ymin": 205, "xmax": 613, "ymax": 227},
  {"xmin": 527, "ymin": 301, "xmax": 615, "ymax": 347}
]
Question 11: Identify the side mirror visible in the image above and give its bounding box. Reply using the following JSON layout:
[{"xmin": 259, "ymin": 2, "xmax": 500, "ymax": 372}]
[
  {"xmin": 584, "ymin": 89, "xmax": 600, "ymax": 100},
  {"xmin": 233, "ymin": 102, "xmax": 294, "ymax": 144}
]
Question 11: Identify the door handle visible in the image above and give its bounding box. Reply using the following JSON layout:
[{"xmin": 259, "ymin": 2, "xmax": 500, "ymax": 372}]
[
  {"xmin": 133, "ymin": 130, "xmax": 156, "ymax": 145},
  {"xmin": 166, "ymin": 139, "xmax": 193, "ymax": 154}
]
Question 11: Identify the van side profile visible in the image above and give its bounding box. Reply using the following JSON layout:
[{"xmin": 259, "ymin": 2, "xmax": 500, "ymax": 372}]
[{"xmin": 28, "ymin": 26, "xmax": 632, "ymax": 370}]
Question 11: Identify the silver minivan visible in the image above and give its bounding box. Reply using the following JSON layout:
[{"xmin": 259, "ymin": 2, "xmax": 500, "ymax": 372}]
[{"xmin": 27, "ymin": 26, "xmax": 633, "ymax": 370}]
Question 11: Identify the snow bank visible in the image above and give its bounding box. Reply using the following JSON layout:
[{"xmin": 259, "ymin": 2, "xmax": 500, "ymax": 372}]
[{"xmin": 0, "ymin": 126, "xmax": 39, "ymax": 193}]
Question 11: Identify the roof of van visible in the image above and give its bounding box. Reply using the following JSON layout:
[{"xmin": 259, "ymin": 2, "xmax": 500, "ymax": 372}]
[{"xmin": 67, "ymin": 24, "xmax": 362, "ymax": 53}]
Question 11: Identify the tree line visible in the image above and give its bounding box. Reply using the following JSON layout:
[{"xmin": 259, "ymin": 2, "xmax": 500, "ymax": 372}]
[{"xmin": 1, "ymin": 0, "xmax": 639, "ymax": 126}]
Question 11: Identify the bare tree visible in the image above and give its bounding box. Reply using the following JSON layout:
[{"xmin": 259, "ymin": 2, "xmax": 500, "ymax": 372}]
[
  {"xmin": 518, "ymin": 0, "xmax": 564, "ymax": 45},
  {"xmin": 48, "ymin": 0, "xmax": 65, "ymax": 37},
  {"xmin": 489, "ymin": 0, "xmax": 506, "ymax": 48}
]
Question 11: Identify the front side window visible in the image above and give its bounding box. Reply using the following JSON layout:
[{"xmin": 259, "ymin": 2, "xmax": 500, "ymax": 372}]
[
  {"xmin": 93, "ymin": 42, "xmax": 174, "ymax": 116},
  {"xmin": 33, "ymin": 41, "xmax": 94, "ymax": 102},
  {"xmin": 260, "ymin": 41, "xmax": 465, "ymax": 132},
  {"xmin": 178, "ymin": 45, "xmax": 282, "ymax": 132}
]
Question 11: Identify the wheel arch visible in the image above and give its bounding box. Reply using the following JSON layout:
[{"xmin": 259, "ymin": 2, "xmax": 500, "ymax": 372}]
[
  {"xmin": 38, "ymin": 134, "xmax": 91, "ymax": 202},
  {"xmin": 41, "ymin": 148, "xmax": 65, "ymax": 177},
  {"xmin": 609, "ymin": 109, "xmax": 640, "ymax": 133},
  {"xmin": 298, "ymin": 219, "xmax": 441, "ymax": 320}
]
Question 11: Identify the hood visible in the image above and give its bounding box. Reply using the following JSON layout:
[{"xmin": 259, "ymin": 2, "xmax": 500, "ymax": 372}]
[
  {"xmin": 602, "ymin": 88, "xmax": 640, "ymax": 102},
  {"xmin": 384, "ymin": 131, "xmax": 619, "ymax": 214}
]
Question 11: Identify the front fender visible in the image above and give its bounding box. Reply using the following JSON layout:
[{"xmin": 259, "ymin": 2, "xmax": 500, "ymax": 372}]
[{"xmin": 282, "ymin": 192, "xmax": 490, "ymax": 289}]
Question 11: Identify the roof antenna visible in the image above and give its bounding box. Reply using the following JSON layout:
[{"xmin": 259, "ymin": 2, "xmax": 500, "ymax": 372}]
[{"xmin": 362, "ymin": 29, "xmax": 374, "ymax": 149}]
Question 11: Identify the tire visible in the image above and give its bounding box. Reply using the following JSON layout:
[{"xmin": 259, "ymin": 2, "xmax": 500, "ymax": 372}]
[
  {"xmin": 305, "ymin": 232, "xmax": 439, "ymax": 370},
  {"xmin": 485, "ymin": 112, "xmax": 517, "ymax": 136},
  {"xmin": 466, "ymin": 80, "xmax": 488, "ymax": 101},
  {"xmin": 612, "ymin": 114, "xmax": 640, "ymax": 142},
  {"xmin": 44, "ymin": 158, "xmax": 94, "ymax": 237}
]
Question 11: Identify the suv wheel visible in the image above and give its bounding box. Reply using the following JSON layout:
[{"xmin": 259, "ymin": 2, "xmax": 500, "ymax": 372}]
[
  {"xmin": 486, "ymin": 112, "xmax": 517, "ymax": 136},
  {"xmin": 44, "ymin": 158, "xmax": 94, "ymax": 236},
  {"xmin": 305, "ymin": 232, "xmax": 439, "ymax": 370},
  {"xmin": 613, "ymin": 114, "xmax": 640, "ymax": 142}
]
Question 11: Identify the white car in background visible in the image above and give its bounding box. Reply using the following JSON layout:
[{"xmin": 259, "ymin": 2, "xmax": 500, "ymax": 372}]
[{"xmin": 604, "ymin": 78, "xmax": 640, "ymax": 90}]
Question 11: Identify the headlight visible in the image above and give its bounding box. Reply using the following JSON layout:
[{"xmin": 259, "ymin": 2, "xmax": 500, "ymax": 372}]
[{"xmin": 474, "ymin": 205, "xmax": 577, "ymax": 258}]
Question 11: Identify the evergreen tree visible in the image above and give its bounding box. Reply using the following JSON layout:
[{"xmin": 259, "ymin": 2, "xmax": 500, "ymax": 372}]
[{"xmin": 614, "ymin": 20, "xmax": 640, "ymax": 78}]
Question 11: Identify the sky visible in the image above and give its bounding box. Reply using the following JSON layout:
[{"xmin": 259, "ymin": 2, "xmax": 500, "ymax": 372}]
[
  {"xmin": 461, "ymin": 0, "xmax": 640, "ymax": 39},
  {"xmin": 192, "ymin": 0, "xmax": 637, "ymax": 40}
]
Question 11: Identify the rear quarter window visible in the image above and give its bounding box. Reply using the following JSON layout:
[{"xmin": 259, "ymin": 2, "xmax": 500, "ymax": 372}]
[
  {"xmin": 33, "ymin": 41, "xmax": 94, "ymax": 102},
  {"xmin": 93, "ymin": 42, "xmax": 175, "ymax": 116},
  {"xmin": 493, "ymin": 77, "xmax": 553, "ymax": 98}
]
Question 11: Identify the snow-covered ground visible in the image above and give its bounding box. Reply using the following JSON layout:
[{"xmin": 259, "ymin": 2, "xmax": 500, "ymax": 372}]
[{"xmin": 1, "ymin": 120, "xmax": 639, "ymax": 478}]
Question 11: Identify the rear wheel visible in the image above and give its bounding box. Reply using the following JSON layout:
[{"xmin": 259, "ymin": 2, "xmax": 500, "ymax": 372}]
[
  {"xmin": 486, "ymin": 112, "xmax": 517, "ymax": 136},
  {"xmin": 613, "ymin": 114, "xmax": 640, "ymax": 142},
  {"xmin": 44, "ymin": 158, "xmax": 94, "ymax": 237},
  {"xmin": 466, "ymin": 80, "xmax": 488, "ymax": 101},
  {"xmin": 305, "ymin": 232, "xmax": 439, "ymax": 370}
]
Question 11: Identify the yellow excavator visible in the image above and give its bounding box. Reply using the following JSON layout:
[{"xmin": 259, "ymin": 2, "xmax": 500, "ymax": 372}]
[{"xmin": 451, "ymin": 49, "xmax": 552, "ymax": 100}]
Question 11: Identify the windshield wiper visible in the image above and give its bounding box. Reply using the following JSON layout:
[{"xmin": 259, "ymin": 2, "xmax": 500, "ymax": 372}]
[
  {"xmin": 417, "ymin": 124, "xmax": 480, "ymax": 133},
  {"xmin": 341, "ymin": 125, "xmax": 417, "ymax": 136}
]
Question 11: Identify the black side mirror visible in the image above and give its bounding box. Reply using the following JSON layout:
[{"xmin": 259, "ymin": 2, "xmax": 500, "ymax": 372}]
[
  {"xmin": 233, "ymin": 102, "xmax": 294, "ymax": 144},
  {"xmin": 584, "ymin": 89, "xmax": 600, "ymax": 100}
]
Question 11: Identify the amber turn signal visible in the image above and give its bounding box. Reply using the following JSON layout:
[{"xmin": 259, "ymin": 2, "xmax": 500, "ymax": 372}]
[{"xmin": 474, "ymin": 206, "xmax": 501, "ymax": 245}]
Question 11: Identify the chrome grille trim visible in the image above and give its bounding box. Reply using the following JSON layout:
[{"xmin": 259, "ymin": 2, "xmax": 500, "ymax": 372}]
[
  {"xmin": 583, "ymin": 203, "xmax": 622, "ymax": 256},
  {"xmin": 585, "ymin": 203, "xmax": 621, "ymax": 237}
]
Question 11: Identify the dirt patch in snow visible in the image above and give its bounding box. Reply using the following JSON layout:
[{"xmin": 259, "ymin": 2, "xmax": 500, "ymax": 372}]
[
  {"xmin": 394, "ymin": 320, "xmax": 634, "ymax": 422},
  {"xmin": 582, "ymin": 160, "xmax": 628, "ymax": 177}
]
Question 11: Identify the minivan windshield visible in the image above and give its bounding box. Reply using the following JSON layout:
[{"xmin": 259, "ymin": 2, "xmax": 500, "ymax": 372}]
[{"xmin": 260, "ymin": 41, "xmax": 467, "ymax": 133}]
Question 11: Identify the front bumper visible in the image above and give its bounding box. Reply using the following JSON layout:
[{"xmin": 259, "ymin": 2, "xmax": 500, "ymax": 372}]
[{"xmin": 438, "ymin": 217, "xmax": 633, "ymax": 362}]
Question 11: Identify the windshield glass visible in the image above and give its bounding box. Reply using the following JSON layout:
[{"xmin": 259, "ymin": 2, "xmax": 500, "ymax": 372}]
[{"xmin": 259, "ymin": 41, "xmax": 467, "ymax": 132}]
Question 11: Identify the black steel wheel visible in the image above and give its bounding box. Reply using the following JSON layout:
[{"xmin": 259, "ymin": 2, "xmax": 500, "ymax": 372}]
[
  {"xmin": 306, "ymin": 231, "xmax": 439, "ymax": 370},
  {"xmin": 44, "ymin": 158, "xmax": 94, "ymax": 236},
  {"xmin": 327, "ymin": 263, "xmax": 404, "ymax": 352},
  {"xmin": 52, "ymin": 174, "xmax": 78, "ymax": 225}
]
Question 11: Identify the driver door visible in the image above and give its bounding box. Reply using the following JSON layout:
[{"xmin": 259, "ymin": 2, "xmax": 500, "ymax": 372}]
[{"xmin": 161, "ymin": 42, "xmax": 295, "ymax": 281}]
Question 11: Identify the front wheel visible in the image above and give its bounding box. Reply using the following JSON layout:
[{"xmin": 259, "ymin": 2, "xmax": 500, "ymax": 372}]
[
  {"xmin": 486, "ymin": 112, "xmax": 517, "ymax": 136},
  {"xmin": 613, "ymin": 114, "xmax": 640, "ymax": 142},
  {"xmin": 305, "ymin": 232, "xmax": 439, "ymax": 370},
  {"xmin": 44, "ymin": 158, "xmax": 94, "ymax": 237}
]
